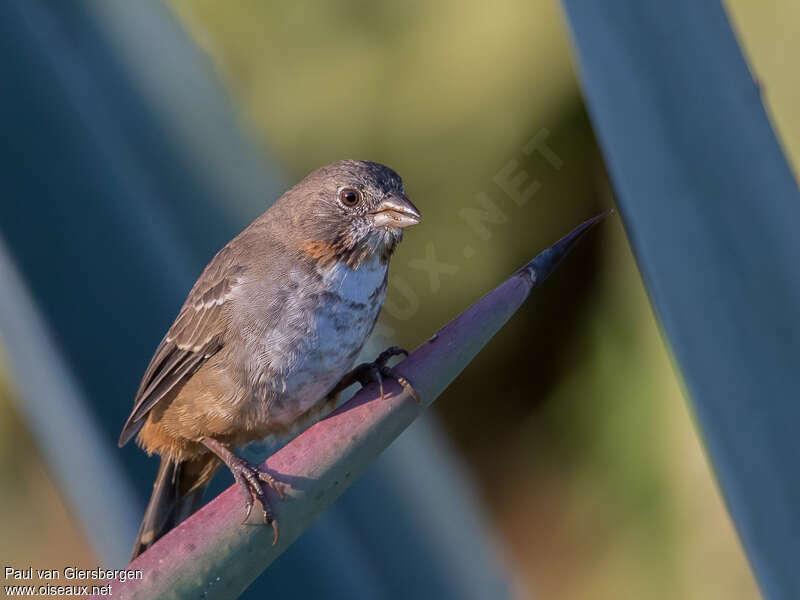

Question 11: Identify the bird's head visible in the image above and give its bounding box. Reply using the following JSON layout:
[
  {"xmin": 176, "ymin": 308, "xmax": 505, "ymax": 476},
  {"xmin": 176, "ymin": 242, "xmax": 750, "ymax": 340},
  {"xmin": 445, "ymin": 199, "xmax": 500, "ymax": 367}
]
[{"xmin": 278, "ymin": 160, "xmax": 421, "ymax": 267}]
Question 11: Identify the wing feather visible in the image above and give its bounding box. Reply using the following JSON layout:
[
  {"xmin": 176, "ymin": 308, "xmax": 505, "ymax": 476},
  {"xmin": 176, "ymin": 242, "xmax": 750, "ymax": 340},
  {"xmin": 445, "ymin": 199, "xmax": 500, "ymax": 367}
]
[{"xmin": 118, "ymin": 245, "xmax": 245, "ymax": 447}]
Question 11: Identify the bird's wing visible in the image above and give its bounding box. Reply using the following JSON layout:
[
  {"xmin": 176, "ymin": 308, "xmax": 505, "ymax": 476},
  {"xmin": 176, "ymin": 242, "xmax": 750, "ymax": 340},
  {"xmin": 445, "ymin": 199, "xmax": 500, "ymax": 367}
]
[{"xmin": 118, "ymin": 244, "xmax": 245, "ymax": 447}]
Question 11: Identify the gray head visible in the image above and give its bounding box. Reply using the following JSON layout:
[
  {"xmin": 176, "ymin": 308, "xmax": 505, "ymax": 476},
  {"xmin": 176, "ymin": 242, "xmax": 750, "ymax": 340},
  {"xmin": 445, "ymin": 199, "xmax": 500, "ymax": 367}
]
[{"xmin": 275, "ymin": 160, "xmax": 421, "ymax": 267}]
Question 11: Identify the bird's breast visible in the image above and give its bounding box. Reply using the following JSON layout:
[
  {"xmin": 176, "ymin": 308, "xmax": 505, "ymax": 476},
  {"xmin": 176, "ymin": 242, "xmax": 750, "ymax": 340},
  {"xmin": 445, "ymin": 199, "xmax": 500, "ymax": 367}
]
[{"xmin": 262, "ymin": 255, "xmax": 388, "ymax": 423}]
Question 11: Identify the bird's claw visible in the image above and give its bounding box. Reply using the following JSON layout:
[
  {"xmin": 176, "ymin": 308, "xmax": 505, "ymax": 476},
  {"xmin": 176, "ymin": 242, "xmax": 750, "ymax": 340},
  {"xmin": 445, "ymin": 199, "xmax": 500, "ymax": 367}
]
[
  {"xmin": 230, "ymin": 457, "xmax": 285, "ymax": 546},
  {"xmin": 355, "ymin": 346, "xmax": 420, "ymax": 403}
]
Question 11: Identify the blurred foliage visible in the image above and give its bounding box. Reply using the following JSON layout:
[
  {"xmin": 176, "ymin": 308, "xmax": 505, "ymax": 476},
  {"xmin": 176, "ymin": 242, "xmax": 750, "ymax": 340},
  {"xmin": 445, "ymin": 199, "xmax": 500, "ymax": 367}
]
[
  {"xmin": 562, "ymin": 0, "xmax": 800, "ymax": 595},
  {"xmin": 727, "ymin": 1, "xmax": 800, "ymax": 171},
  {"xmin": 1, "ymin": 0, "xmax": 797, "ymax": 598},
  {"xmin": 0, "ymin": 362, "xmax": 95, "ymax": 576}
]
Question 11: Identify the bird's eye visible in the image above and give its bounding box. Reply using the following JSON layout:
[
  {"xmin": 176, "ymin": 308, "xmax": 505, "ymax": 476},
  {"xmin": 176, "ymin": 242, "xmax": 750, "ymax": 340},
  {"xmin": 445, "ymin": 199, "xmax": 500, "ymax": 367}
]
[{"xmin": 338, "ymin": 187, "xmax": 361, "ymax": 207}]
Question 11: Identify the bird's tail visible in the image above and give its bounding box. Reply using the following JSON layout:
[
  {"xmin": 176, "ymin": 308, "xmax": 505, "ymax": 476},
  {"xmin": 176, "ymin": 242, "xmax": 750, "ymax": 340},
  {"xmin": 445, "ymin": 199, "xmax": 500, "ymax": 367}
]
[{"xmin": 130, "ymin": 454, "xmax": 220, "ymax": 560}]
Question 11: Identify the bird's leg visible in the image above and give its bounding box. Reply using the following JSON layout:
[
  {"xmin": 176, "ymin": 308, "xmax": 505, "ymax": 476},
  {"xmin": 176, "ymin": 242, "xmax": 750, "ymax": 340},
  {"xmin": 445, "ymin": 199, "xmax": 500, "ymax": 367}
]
[
  {"xmin": 328, "ymin": 346, "xmax": 420, "ymax": 403},
  {"xmin": 200, "ymin": 437, "xmax": 286, "ymax": 545}
]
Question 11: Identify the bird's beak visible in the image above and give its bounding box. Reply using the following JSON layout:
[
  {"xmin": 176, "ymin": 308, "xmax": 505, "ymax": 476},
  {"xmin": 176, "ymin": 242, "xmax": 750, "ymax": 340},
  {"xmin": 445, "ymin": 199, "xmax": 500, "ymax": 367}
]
[{"xmin": 371, "ymin": 194, "xmax": 422, "ymax": 229}]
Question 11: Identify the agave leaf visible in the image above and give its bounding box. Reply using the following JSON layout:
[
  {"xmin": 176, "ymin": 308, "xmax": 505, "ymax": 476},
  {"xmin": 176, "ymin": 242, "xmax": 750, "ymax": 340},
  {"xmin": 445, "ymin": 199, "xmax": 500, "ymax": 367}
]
[
  {"xmin": 560, "ymin": 1, "xmax": 800, "ymax": 597},
  {"xmin": 89, "ymin": 213, "xmax": 608, "ymax": 600}
]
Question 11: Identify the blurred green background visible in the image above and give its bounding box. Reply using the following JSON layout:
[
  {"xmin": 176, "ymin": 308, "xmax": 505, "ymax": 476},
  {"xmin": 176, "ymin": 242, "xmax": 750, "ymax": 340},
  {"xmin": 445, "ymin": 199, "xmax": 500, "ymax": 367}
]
[{"xmin": 1, "ymin": 1, "xmax": 797, "ymax": 598}]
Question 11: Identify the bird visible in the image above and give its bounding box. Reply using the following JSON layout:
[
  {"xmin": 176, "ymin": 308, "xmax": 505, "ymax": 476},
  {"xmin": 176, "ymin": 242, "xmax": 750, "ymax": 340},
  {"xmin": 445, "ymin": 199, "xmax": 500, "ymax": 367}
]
[{"xmin": 118, "ymin": 160, "xmax": 421, "ymax": 559}]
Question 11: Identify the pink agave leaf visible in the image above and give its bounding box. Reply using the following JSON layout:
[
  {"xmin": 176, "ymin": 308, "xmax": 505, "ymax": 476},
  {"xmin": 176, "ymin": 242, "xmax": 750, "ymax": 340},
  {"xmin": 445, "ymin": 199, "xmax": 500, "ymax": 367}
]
[{"xmin": 91, "ymin": 212, "xmax": 608, "ymax": 600}]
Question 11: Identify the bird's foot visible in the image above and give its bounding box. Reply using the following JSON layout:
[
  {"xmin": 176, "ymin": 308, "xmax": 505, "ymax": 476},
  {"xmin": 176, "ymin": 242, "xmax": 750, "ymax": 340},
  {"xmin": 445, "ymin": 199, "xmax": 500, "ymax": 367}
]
[
  {"xmin": 201, "ymin": 437, "xmax": 286, "ymax": 545},
  {"xmin": 231, "ymin": 456, "xmax": 285, "ymax": 543},
  {"xmin": 351, "ymin": 346, "xmax": 420, "ymax": 403}
]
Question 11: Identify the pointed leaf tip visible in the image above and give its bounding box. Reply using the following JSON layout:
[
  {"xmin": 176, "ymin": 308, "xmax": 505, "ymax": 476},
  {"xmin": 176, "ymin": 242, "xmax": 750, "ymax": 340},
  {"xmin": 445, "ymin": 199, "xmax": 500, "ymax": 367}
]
[{"xmin": 521, "ymin": 210, "xmax": 612, "ymax": 286}]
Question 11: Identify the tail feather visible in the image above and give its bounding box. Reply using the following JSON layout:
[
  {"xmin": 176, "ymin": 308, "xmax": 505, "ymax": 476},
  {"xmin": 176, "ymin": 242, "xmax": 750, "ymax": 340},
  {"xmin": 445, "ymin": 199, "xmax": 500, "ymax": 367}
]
[{"xmin": 131, "ymin": 455, "xmax": 220, "ymax": 560}]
